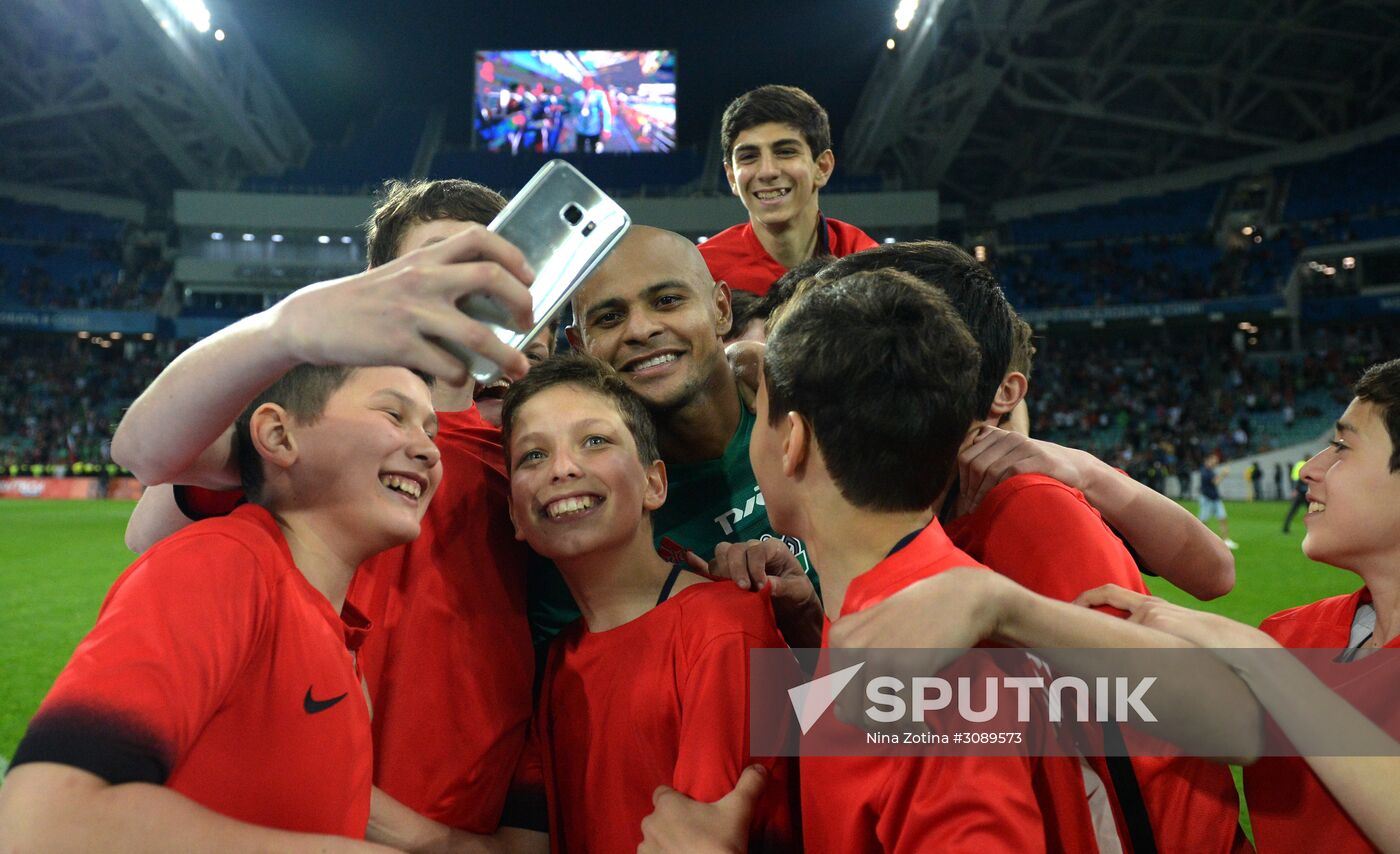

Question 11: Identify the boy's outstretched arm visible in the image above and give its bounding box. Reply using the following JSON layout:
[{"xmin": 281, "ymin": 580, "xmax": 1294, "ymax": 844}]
[
  {"xmin": 0, "ymin": 763, "xmax": 398, "ymax": 853},
  {"xmin": 828, "ymin": 568, "xmax": 1264, "ymax": 761},
  {"xmin": 958, "ymin": 427, "xmax": 1235, "ymax": 599},
  {"xmin": 112, "ymin": 224, "xmax": 536, "ymax": 487},
  {"xmin": 1079, "ymin": 584, "xmax": 1400, "ymax": 852}
]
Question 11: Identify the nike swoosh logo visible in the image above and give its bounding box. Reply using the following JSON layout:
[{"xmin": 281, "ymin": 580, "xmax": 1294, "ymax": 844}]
[
  {"xmin": 304, "ymin": 686, "xmax": 349, "ymax": 714},
  {"xmin": 788, "ymin": 662, "xmax": 865, "ymax": 734}
]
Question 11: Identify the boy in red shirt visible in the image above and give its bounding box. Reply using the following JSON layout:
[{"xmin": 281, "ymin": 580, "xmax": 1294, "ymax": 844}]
[
  {"xmin": 112, "ymin": 180, "xmax": 543, "ymax": 838},
  {"xmin": 701, "ymin": 85, "xmax": 877, "ymax": 296},
  {"xmin": 0, "ymin": 365, "xmax": 441, "ymax": 850},
  {"xmin": 500, "ymin": 354, "xmax": 794, "ymax": 853},
  {"xmin": 748, "ymin": 267, "xmax": 1098, "ymax": 853}
]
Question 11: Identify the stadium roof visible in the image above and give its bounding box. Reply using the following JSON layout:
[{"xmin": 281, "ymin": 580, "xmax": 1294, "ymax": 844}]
[
  {"xmin": 845, "ymin": 0, "xmax": 1400, "ymax": 207},
  {"xmin": 3, "ymin": 0, "xmax": 1398, "ymax": 205}
]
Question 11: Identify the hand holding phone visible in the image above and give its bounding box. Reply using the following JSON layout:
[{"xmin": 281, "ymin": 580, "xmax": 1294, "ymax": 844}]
[{"xmin": 442, "ymin": 160, "xmax": 631, "ymax": 383}]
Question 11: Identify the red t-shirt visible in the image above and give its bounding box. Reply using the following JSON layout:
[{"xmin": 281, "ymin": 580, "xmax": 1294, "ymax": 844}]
[
  {"xmin": 1248, "ymin": 590, "xmax": 1398, "ymax": 854},
  {"xmin": 802, "ymin": 520, "xmax": 1098, "ymax": 854},
  {"xmin": 699, "ymin": 214, "xmax": 878, "ymax": 295},
  {"xmin": 11, "ymin": 504, "xmax": 373, "ymax": 838},
  {"xmin": 535, "ymin": 581, "xmax": 795, "ymax": 853},
  {"xmin": 348, "ymin": 405, "xmax": 533, "ymax": 831},
  {"xmin": 946, "ymin": 473, "xmax": 1246, "ymax": 854},
  {"xmin": 171, "ymin": 406, "xmax": 534, "ymax": 832}
]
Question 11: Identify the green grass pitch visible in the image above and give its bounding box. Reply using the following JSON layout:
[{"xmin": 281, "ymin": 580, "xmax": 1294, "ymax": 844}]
[{"xmin": 0, "ymin": 497, "xmax": 1362, "ymax": 773}]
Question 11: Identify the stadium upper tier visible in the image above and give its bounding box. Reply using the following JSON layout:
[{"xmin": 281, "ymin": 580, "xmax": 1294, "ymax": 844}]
[
  {"xmin": 1283, "ymin": 136, "xmax": 1400, "ymax": 222},
  {"xmin": 0, "ymin": 199, "xmax": 145, "ymax": 311},
  {"xmin": 241, "ymin": 106, "xmax": 428, "ymax": 195}
]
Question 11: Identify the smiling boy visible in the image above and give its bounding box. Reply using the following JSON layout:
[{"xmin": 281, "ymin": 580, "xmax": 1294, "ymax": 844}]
[
  {"xmin": 112, "ymin": 180, "xmax": 544, "ymax": 837},
  {"xmin": 501, "ymin": 355, "xmax": 793, "ymax": 852},
  {"xmin": 0, "ymin": 365, "xmax": 440, "ymax": 851},
  {"xmin": 700, "ymin": 85, "xmax": 877, "ymax": 296}
]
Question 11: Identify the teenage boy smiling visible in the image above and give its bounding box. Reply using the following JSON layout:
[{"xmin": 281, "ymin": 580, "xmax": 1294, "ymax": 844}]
[
  {"xmin": 501, "ymin": 355, "xmax": 794, "ymax": 853},
  {"xmin": 0, "ymin": 365, "xmax": 440, "ymax": 851},
  {"xmin": 700, "ymin": 85, "xmax": 877, "ymax": 296}
]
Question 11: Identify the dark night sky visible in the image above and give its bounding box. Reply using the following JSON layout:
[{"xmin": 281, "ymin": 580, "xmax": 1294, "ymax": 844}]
[{"xmin": 226, "ymin": 0, "xmax": 891, "ymax": 148}]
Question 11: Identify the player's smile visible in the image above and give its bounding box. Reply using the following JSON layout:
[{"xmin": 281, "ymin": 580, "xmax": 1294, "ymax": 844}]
[{"xmin": 620, "ymin": 348, "xmax": 685, "ymax": 379}]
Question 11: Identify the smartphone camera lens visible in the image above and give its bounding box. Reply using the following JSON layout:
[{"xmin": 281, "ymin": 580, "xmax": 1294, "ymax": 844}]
[
  {"xmin": 561, "ymin": 204, "xmax": 584, "ymax": 226},
  {"xmin": 581, "ymin": 221, "xmax": 596, "ymax": 237}
]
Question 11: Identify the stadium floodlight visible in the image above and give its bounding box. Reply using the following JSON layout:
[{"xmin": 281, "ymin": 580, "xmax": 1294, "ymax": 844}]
[
  {"xmin": 697, "ymin": 236, "xmax": 708, "ymax": 243},
  {"xmin": 894, "ymin": 0, "xmax": 919, "ymax": 31},
  {"xmin": 1342, "ymin": 256, "xmax": 1356, "ymax": 269},
  {"xmin": 210, "ymin": 231, "xmax": 224, "ymax": 240},
  {"xmin": 214, "ymin": 28, "xmax": 226, "ymax": 41},
  {"xmin": 142, "ymin": 333, "xmax": 156, "ymax": 341},
  {"xmin": 241, "ymin": 233, "xmax": 255, "ymax": 241},
  {"xmin": 317, "ymin": 235, "xmax": 331, "ymax": 244},
  {"xmin": 340, "ymin": 236, "xmax": 353, "ymax": 245},
  {"xmin": 1241, "ymin": 225, "xmax": 1254, "ymax": 236},
  {"xmin": 883, "ymin": 236, "xmax": 897, "ymax": 244},
  {"xmin": 271, "ymin": 234, "xmax": 285, "ymax": 243},
  {"xmin": 170, "ymin": 0, "xmax": 212, "ymax": 33},
  {"xmin": 110, "ymin": 332, "xmax": 124, "ymax": 340},
  {"xmin": 886, "ymin": 38, "xmax": 896, "ymax": 50},
  {"xmin": 77, "ymin": 331, "xmax": 90, "ymax": 339}
]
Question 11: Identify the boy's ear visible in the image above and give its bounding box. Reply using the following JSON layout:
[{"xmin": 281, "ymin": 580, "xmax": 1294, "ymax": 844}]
[
  {"xmin": 988, "ymin": 371, "xmax": 1029, "ymax": 422},
  {"xmin": 565, "ymin": 324, "xmax": 585, "ymax": 353},
  {"xmin": 248, "ymin": 402, "xmax": 298, "ymax": 474},
  {"xmin": 782, "ymin": 411, "xmax": 810, "ymax": 478},
  {"xmin": 713, "ymin": 280, "xmax": 734, "ymax": 337},
  {"xmin": 813, "ymin": 149, "xmax": 835, "ymax": 190},
  {"xmin": 723, "ymin": 159, "xmax": 739, "ymax": 197},
  {"xmin": 642, "ymin": 459, "xmax": 668, "ymax": 512}
]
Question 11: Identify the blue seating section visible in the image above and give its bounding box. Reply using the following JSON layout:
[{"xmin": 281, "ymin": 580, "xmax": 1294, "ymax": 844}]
[
  {"xmin": 429, "ymin": 148, "xmax": 705, "ymax": 196},
  {"xmin": 0, "ymin": 199, "xmax": 126, "ymax": 309},
  {"xmin": 1005, "ymin": 184, "xmax": 1222, "ymax": 245},
  {"xmin": 1282, "ymin": 136, "xmax": 1400, "ymax": 222}
]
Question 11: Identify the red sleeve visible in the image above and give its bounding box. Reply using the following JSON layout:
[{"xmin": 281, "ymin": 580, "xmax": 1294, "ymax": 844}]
[
  {"xmin": 671, "ymin": 593, "xmax": 795, "ymax": 848},
  {"xmin": 876, "ymin": 755, "xmax": 1048, "ymax": 854},
  {"xmin": 13, "ymin": 532, "xmax": 265, "ymax": 784},
  {"xmin": 173, "ymin": 485, "xmax": 246, "ymax": 520},
  {"xmin": 976, "ymin": 478, "xmax": 1148, "ymax": 603}
]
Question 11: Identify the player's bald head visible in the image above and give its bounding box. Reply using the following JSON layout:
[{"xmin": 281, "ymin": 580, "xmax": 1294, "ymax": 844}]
[{"xmin": 573, "ymin": 226, "xmax": 714, "ymax": 316}]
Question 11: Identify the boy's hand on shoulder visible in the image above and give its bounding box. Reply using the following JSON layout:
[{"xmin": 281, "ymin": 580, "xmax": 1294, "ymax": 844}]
[
  {"xmin": 1074, "ymin": 584, "xmax": 1277, "ymax": 650},
  {"xmin": 270, "ymin": 224, "xmax": 537, "ymax": 386},
  {"xmin": 957, "ymin": 426, "xmax": 1099, "ymax": 514},
  {"xmin": 638, "ymin": 765, "xmax": 766, "ymax": 854},
  {"xmin": 687, "ymin": 540, "xmax": 821, "ymax": 648}
]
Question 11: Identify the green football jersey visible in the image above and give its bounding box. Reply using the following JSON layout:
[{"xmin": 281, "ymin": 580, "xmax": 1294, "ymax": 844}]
[{"xmin": 651, "ymin": 403, "xmax": 819, "ymax": 594}]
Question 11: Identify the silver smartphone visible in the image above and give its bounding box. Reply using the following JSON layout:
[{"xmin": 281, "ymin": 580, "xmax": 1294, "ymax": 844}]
[{"xmin": 446, "ymin": 160, "xmax": 630, "ymax": 383}]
